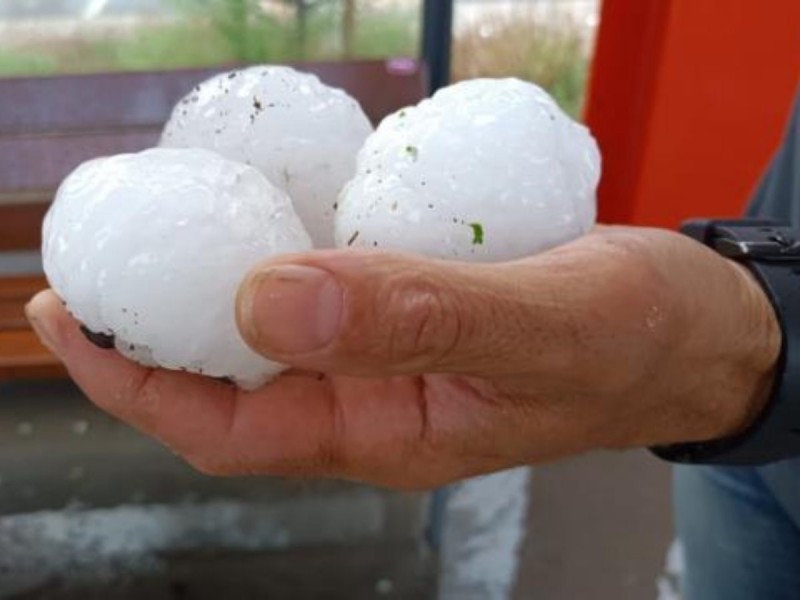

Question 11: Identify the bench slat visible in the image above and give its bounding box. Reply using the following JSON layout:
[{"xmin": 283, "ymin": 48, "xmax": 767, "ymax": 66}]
[
  {"xmin": 0, "ymin": 328, "xmax": 63, "ymax": 379},
  {"xmin": 0, "ymin": 60, "xmax": 424, "ymax": 135},
  {"xmin": 0, "ymin": 275, "xmax": 46, "ymax": 331},
  {"xmin": 0, "ymin": 203, "xmax": 48, "ymax": 251},
  {"xmin": 0, "ymin": 302, "xmax": 28, "ymax": 331},
  {"xmin": 0, "ymin": 70, "xmax": 213, "ymax": 135},
  {"xmin": 0, "ymin": 131, "xmax": 159, "ymax": 193},
  {"xmin": 0, "ymin": 275, "xmax": 47, "ymax": 298}
]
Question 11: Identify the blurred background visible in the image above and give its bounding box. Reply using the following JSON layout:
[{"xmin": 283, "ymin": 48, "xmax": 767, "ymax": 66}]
[
  {"xmin": 0, "ymin": 3, "xmax": 675, "ymax": 599},
  {"xmin": 0, "ymin": 0, "xmax": 597, "ymax": 117},
  {"xmin": 2, "ymin": 1, "xmax": 800, "ymax": 599}
]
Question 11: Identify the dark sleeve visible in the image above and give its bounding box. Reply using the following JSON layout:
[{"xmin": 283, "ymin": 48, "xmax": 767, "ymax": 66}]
[{"xmin": 748, "ymin": 94, "xmax": 800, "ymax": 221}]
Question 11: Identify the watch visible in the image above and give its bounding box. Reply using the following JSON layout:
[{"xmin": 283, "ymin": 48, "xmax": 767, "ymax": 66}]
[{"xmin": 652, "ymin": 219, "xmax": 800, "ymax": 465}]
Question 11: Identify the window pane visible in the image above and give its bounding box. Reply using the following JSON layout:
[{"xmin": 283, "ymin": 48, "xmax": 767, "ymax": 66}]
[
  {"xmin": 0, "ymin": 1, "xmax": 422, "ymax": 78},
  {"xmin": 453, "ymin": 0, "xmax": 601, "ymax": 118}
]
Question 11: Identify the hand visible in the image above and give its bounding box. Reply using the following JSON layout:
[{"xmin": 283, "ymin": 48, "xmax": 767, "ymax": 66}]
[{"xmin": 26, "ymin": 226, "xmax": 780, "ymax": 489}]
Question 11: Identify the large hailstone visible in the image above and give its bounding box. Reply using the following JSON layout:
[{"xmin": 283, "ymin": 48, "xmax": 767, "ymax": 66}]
[
  {"xmin": 160, "ymin": 65, "xmax": 373, "ymax": 248},
  {"xmin": 42, "ymin": 148, "xmax": 312, "ymax": 390},
  {"xmin": 335, "ymin": 78, "xmax": 601, "ymax": 261}
]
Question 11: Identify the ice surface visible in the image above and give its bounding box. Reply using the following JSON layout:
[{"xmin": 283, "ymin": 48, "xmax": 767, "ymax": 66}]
[
  {"xmin": 43, "ymin": 147, "xmax": 312, "ymax": 389},
  {"xmin": 161, "ymin": 65, "xmax": 374, "ymax": 248},
  {"xmin": 335, "ymin": 78, "xmax": 601, "ymax": 262}
]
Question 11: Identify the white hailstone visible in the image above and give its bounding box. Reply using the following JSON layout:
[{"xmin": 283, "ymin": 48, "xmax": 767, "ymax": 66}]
[
  {"xmin": 160, "ymin": 65, "xmax": 374, "ymax": 248},
  {"xmin": 335, "ymin": 78, "xmax": 601, "ymax": 261},
  {"xmin": 42, "ymin": 148, "xmax": 313, "ymax": 390}
]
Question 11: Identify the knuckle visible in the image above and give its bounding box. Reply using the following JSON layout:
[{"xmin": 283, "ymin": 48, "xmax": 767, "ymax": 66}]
[
  {"xmin": 117, "ymin": 369, "xmax": 161, "ymax": 428},
  {"xmin": 297, "ymin": 393, "xmax": 349, "ymax": 476},
  {"xmin": 380, "ymin": 276, "xmax": 465, "ymax": 365},
  {"xmin": 248, "ymin": 397, "xmax": 349, "ymax": 478}
]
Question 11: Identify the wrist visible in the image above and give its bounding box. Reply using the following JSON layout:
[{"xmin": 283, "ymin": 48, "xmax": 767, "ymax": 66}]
[
  {"xmin": 650, "ymin": 218, "xmax": 800, "ymax": 465},
  {"xmin": 642, "ymin": 257, "xmax": 780, "ymax": 450},
  {"xmin": 708, "ymin": 260, "xmax": 782, "ymax": 440}
]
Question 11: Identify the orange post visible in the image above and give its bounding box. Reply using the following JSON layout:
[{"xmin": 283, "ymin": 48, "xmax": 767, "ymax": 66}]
[{"xmin": 585, "ymin": 0, "xmax": 800, "ymax": 228}]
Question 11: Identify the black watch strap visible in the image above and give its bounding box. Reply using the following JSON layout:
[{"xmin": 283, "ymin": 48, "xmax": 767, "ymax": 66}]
[{"xmin": 652, "ymin": 219, "xmax": 800, "ymax": 465}]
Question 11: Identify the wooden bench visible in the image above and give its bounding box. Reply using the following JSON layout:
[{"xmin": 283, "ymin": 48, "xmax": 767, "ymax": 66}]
[{"xmin": 0, "ymin": 59, "xmax": 426, "ymax": 381}]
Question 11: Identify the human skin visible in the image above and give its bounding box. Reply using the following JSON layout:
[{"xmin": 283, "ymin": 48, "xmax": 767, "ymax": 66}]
[{"xmin": 26, "ymin": 225, "xmax": 781, "ymax": 490}]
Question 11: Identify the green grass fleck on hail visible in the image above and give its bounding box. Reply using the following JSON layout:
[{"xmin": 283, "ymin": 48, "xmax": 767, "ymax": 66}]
[{"xmin": 469, "ymin": 222, "xmax": 484, "ymax": 245}]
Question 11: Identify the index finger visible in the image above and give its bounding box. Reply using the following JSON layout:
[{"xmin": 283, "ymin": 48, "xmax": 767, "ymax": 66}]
[
  {"xmin": 24, "ymin": 290, "xmax": 348, "ymax": 477},
  {"xmin": 26, "ymin": 290, "xmax": 508, "ymax": 488}
]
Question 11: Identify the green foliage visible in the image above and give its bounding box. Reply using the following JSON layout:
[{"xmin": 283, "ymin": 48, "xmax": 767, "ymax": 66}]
[
  {"xmin": 0, "ymin": 50, "xmax": 56, "ymax": 76},
  {"xmin": 452, "ymin": 9, "xmax": 591, "ymax": 118},
  {"xmin": 0, "ymin": 1, "xmax": 408, "ymax": 76},
  {"xmin": 351, "ymin": 6, "xmax": 419, "ymax": 58},
  {"xmin": 90, "ymin": 22, "xmax": 239, "ymax": 71},
  {"xmin": 549, "ymin": 58, "xmax": 588, "ymax": 118},
  {"xmin": 169, "ymin": 0, "xmax": 314, "ymax": 62},
  {"xmin": 0, "ymin": 0, "xmax": 589, "ymax": 119}
]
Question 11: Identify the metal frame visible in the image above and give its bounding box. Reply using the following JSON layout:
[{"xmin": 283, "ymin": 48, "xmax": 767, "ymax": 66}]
[
  {"xmin": 421, "ymin": 0, "xmax": 454, "ymax": 93},
  {"xmin": 420, "ymin": 0, "xmax": 455, "ymax": 557}
]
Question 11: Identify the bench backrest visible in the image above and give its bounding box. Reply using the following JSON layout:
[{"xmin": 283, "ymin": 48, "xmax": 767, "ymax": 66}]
[{"xmin": 0, "ymin": 59, "xmax": 426, "ymax": 253}]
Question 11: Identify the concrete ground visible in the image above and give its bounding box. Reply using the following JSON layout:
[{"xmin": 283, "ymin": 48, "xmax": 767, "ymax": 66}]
[
  {"xmin": 0, "ymin": 380, "xmax": 673, "ymax": 599},
  {"xmin": 516, "ymin": 451, "xmax": 673, "ymax": 600}
]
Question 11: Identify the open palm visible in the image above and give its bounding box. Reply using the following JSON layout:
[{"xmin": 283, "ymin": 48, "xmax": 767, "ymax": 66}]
[{"xmin": 26, "ymin": 227, "xmax": 779, "ymax": 488}]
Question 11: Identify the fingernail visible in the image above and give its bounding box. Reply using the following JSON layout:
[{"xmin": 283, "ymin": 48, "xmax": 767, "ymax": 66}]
[
  {"xmin": 25, "ymin": 300, "xmax": 62, "ymax": 355},
  {"xmin": 243, "ymin": 265, "xmax": 343, "ymax": 354}
]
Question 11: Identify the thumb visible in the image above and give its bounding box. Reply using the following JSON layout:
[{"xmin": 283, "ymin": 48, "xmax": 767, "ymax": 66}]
[{"xmin": 235, "ymin": 249, "xmax": 571, "ymax": 377}]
